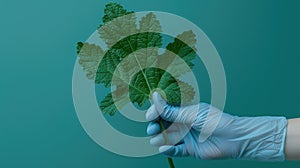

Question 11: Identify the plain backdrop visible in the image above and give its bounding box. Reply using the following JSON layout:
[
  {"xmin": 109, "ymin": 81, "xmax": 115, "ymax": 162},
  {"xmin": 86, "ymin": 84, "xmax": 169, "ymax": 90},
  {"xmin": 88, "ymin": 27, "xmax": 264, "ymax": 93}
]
[{"xmin": 1, "ymin": 0, "xmax": 300, "ymax": 167}]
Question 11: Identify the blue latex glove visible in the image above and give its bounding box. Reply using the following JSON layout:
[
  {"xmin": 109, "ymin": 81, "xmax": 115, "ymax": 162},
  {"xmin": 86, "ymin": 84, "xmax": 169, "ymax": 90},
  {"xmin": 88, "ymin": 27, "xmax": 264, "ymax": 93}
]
[{"xmin": 146, "ymin": 92, "xmax": 287, "ymax": 161}]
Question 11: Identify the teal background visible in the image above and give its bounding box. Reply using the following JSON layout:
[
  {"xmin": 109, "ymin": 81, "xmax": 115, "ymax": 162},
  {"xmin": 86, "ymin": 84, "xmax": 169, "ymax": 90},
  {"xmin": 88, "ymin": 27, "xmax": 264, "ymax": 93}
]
[{"xmin": 1, "ymin": 0, "xmax": 300, "ymax": 167}]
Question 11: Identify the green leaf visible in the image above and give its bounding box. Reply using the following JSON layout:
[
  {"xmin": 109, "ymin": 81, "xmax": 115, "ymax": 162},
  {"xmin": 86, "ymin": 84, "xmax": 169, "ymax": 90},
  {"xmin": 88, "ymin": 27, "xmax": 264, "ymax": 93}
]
[
  {"xmin": 95, "ymin": 32, "xmax": 162, "ymax": 86},
  {"xmin": 139, "ymin": 12, "xmax": 162, "ymax": 33},
  {"xmin": 166, "ymin": 30, "xmax": 197, "ymax": 62},
  {"xmin": 157, "ymin": 30, "xmax": 197, "ymax": 77},
  {"xmin": 99, "ymin": 3, "xmax": 137, "ymax": 48},
  {"xmin": 78, "ymin": 4, "xmax": 196, "ymax": 116},
  {"xmin": 128, "ymin": 68, "xmax": 161, "ymax": 106},
  {"xmin": 129, "ymin": 67, "xmax": 195, "ymax": 106},
  {"xmin": 100, "ymin": 86, "xmax": 129, "ymax": 116},
  {"xmin": 77, "ymin": 42, "xmax": 105, "ymax": 80},
  {"xmin": 76, "ymin": 42, "xmax": 84, "ymax": 54},
  {"xmin": 159, "ymin": 77, "xmax": 195, "ymax": 105},
  {"xmin": 102, "ymin": 2, "xmax": 134, "ymax": 24},
  {"xmin": 100, "ymin": 93, "xmax": 118, "ymax": 116}
]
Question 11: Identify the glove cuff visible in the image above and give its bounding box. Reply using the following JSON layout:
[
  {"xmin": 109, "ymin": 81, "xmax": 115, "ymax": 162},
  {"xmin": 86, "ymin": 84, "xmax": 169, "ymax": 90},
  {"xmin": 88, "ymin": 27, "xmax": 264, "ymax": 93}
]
[{"xmin": 239, "ymin": 117, "xmax": 287, "ymax": 161}]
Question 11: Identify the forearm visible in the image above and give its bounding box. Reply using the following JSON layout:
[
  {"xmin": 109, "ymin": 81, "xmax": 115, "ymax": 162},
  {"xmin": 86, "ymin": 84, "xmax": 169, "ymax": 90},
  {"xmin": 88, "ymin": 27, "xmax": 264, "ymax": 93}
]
[{"xmin": 285, "ymin": 118, "xmax": 300, "ymax": 160}]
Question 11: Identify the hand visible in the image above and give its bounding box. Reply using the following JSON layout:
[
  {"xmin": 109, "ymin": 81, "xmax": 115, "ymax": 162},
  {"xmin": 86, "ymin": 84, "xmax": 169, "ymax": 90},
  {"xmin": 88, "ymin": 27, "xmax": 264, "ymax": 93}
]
[{"xmin": 146, "ymin": 92, "xmax": 287, "ymax": 161}]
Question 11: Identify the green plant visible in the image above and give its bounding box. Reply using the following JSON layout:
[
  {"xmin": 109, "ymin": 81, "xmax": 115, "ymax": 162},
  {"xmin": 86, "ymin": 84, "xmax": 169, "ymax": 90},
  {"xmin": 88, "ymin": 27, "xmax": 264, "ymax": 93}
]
[{"xmin": 76, "ymin": 2, "xmax": 197, "ymax": 168}]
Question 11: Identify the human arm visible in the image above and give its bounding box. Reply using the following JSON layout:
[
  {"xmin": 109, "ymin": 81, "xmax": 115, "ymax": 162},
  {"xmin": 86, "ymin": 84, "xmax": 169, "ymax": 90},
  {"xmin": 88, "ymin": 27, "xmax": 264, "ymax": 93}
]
[{"xmin": 285, "ymin": 118, "xmax": 300, "ymax": 160}]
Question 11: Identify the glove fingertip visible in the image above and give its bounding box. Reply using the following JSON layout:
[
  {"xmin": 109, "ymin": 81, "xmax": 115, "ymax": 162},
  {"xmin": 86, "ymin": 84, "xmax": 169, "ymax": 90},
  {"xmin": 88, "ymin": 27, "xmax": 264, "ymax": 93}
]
[
  {"xmin": 160, "ymin": 144, "xmax": 188, "ymax": 157},
  {"xmin": 146, "ymin": 122, "xmax": 160, "ymax": 136},
  {"xmin": 146, "ymin": 105, "xmax": 159, "ymax": 121},
  {"xmin": 153, "ymin": 92, "xmax": 167, "ymax": 113},
  {"xmin": 159, "ymin": 145, "xmax": 174, "ymax": 155}
]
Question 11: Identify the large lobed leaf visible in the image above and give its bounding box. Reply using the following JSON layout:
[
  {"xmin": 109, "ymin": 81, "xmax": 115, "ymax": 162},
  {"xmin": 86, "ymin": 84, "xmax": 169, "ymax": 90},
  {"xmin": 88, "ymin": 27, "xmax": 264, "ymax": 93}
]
[{"xmin": 77, "ymin": 2, "xmax": 197, "ymax": 115}]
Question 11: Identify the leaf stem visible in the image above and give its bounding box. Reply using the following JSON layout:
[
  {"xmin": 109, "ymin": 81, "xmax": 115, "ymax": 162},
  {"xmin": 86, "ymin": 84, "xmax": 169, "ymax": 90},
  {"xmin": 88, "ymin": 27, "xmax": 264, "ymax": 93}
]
[
  {"xmin": 159, "ymin": 120, "xmax": 175, "ymax": 168},
  {"xmin": 168, "ymin": 158, "xmax": 175, "ymax": 168}
]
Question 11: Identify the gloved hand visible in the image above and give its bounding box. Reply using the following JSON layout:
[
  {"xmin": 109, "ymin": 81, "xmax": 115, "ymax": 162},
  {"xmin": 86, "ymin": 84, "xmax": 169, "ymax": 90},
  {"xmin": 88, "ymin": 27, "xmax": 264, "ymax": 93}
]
[{"xmin": 146, "ymin": 92, "xmax": 287, "ymax": 161}]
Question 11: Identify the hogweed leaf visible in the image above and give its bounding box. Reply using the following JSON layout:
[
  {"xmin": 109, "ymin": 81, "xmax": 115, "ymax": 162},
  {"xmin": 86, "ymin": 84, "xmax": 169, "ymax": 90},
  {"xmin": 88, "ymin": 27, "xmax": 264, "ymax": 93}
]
[
  {"xmin": 157, "ymin": 30, "xmax": 197, "ymax": 77},
  {"xmin": 100, "ymin": 86, "xmax": 129, "ymax": 116},
  {"xmin": 129, "ymin": 67, "xmax": 195, "ymax": 106},
  {"xmin": 78, "ymin": 3, "xmax": 196, "ymax": 116},
  {"xmin": 99, "ymin": 3, "xmax": 137, "ymax": 48},
  {"xmin": 77, "ymin": 42, "xmax": 105, "ymax": 80},
  {"xmin": 139, "ymin": 12, "xmax": 162, "ymax": 32}
]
